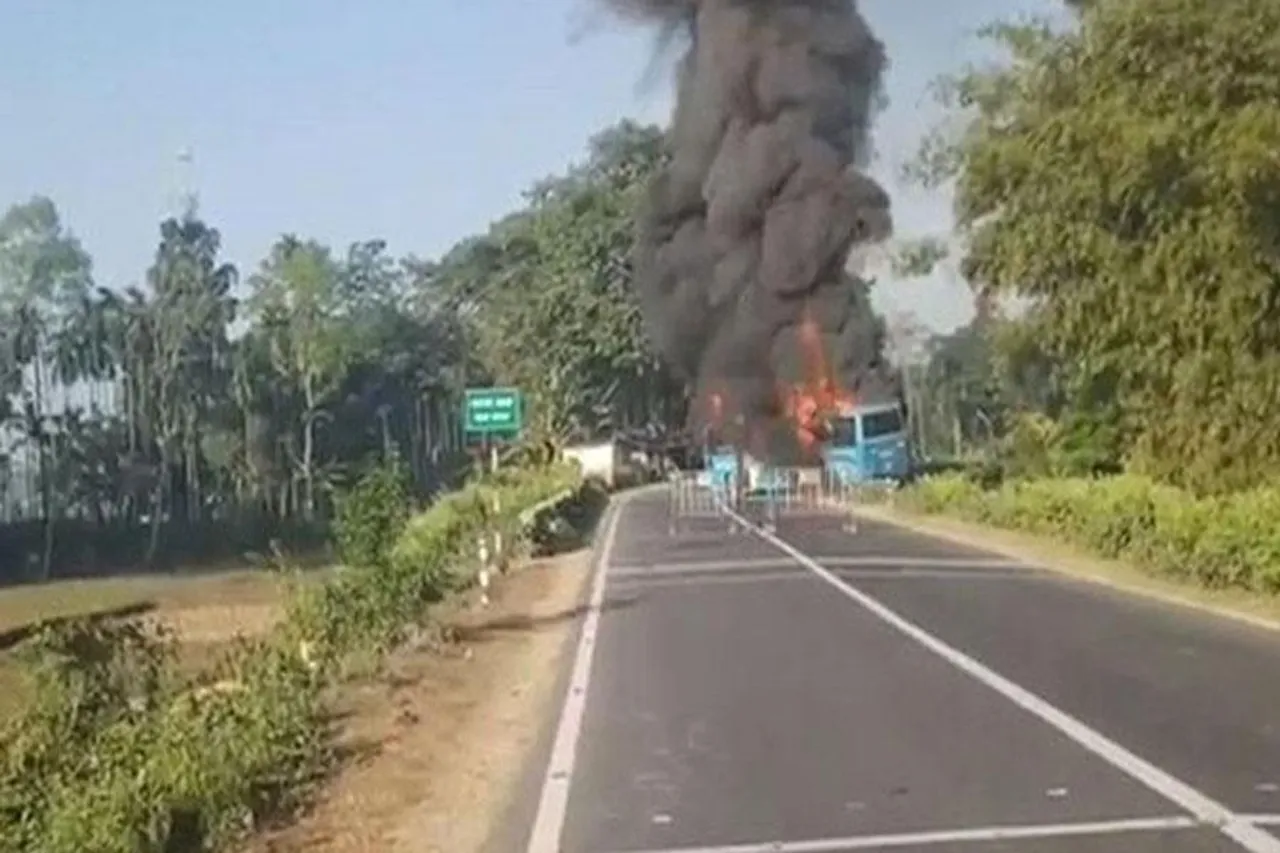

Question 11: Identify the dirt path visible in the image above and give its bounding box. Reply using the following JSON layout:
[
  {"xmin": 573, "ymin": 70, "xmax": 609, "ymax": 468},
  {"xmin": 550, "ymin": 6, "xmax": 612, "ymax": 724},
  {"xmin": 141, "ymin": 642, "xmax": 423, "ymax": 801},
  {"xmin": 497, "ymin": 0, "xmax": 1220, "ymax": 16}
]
[{"xmin": 247, "ymin": 548, "xmax": 593, "ymax": 853}]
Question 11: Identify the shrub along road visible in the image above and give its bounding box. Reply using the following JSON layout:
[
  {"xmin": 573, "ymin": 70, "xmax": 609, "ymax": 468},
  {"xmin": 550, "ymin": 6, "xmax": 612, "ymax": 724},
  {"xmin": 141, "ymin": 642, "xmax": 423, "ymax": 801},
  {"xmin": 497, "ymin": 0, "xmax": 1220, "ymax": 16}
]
[
  {"xmin": 0, "ymin": 463, "xmax": 587, "ymax": 853},
  {"xmin": 516, "ymin": 488, "xmax": 1280, "ymax": 852}
]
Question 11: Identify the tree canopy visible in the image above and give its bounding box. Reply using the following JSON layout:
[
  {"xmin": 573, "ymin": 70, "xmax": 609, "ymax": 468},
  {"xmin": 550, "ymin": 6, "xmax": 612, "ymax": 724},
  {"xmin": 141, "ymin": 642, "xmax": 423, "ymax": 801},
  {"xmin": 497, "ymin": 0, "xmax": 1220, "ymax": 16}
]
[
  {"xmin": 909, "ymin": 0, "xmax": 1280, "ymax": 493},
  {"xmin": 0, "ymin": 119, "xmax": 684, "ymax": 580},
  {"xmin": 433, "ymin": 120, "xmax": 684, "ymax": 441}
]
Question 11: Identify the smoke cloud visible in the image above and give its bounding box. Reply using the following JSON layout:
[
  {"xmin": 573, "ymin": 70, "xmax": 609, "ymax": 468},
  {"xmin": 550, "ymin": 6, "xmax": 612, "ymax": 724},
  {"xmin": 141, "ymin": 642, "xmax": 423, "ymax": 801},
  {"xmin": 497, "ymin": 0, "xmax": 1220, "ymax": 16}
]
[{"xmin": 600, "ymin": 0, "xmax": 896, "ymax": 458}]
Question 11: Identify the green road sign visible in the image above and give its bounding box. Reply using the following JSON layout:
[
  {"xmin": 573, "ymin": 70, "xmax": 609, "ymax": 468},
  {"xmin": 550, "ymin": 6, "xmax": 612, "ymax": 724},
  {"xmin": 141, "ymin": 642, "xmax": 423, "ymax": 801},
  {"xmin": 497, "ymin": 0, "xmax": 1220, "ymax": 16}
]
[{"xmin": 463, "ymin": 387, "xmax": 523, "ymax": 436}]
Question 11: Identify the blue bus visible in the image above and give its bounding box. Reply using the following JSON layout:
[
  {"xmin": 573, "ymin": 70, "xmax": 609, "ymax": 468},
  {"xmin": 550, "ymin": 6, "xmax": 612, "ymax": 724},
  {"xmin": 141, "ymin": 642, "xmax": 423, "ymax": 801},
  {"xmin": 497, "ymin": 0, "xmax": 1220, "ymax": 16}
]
[
  {"xmin": 820, "ymin": 400, "xmax": 911, "ymax": 486},
  {"xmin": 697, "ymin": 399, "xmax": 911, "ymax": 495},
  {"xmin": 700, "ymin": 441, "xmax": 792, "ymax": 498}
]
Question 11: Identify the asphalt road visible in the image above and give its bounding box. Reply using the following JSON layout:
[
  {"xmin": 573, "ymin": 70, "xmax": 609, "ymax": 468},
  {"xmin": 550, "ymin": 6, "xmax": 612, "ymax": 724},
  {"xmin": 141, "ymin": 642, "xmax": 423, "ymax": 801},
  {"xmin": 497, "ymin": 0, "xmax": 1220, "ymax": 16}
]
[{"xmin": 518, "ymin": 486, "xmax": 1280, "ymax": 853}]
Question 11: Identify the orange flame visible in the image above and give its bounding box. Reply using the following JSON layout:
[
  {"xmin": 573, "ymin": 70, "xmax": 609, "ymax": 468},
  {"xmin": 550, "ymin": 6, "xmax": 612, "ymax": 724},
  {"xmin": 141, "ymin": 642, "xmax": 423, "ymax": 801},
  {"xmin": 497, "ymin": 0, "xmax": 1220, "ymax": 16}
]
[
  {"xmin": 779, "ymin": 314, "xmax": 855, "ymax": 456},
  {"xmin": 700, "ymin": 313, "xmax": 855, "ymax": 459}
]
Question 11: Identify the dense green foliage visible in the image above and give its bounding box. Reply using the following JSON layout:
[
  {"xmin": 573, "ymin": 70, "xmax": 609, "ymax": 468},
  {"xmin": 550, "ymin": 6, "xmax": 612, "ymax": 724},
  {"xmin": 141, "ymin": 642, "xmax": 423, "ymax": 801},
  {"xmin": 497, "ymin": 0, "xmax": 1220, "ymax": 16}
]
[
  {"xmin": 433, "ymin": 121, "xmax": 686, "ymax": 440},
  {"xmin": 906, "ymin": 316, "xmax": 1124, "ymax": 478},
  {"xmin": 0, "ymin": 113, "xmax": 666, "ymax": 849},
  {"xmin": 884, "ymin": 0, "xmax": 1280, "ymax": 602},
  {"xmin": 0, "ymin": 121, "xmax": 677, "ymax": 582},
  {"xmin": 331, "ymin": 457, "xmax": 413, "ymax": 572},
  {"xmin": 0, "ymin": 462, "xmax": 582, "ymax": 852},
  {"xmin": 906, "ymin": 0, "xmax": 1280, "ymax": 493},
  {"xmin": 899, "ymin": 473, "xmax": 1280, "ymax": 593}
]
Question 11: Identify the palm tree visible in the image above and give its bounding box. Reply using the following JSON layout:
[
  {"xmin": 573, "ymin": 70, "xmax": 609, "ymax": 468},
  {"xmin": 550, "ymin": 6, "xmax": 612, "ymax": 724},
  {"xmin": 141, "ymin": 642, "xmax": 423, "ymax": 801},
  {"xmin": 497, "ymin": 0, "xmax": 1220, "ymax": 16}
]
[{"xmin": 138, "ymin": 213, "xmax": 237, "ymax": 561}]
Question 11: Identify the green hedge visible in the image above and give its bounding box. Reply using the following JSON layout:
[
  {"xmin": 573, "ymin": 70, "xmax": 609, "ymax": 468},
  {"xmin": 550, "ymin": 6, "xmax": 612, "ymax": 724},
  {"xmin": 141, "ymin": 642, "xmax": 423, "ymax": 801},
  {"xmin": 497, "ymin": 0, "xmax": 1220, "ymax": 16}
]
[
  {"xmin": 0, "ymin": 462, "xmax": 583, "ymax": 853},
  {"xmin": 896, "ymin": 473, "xmax": 1280, "ymax": 594}
]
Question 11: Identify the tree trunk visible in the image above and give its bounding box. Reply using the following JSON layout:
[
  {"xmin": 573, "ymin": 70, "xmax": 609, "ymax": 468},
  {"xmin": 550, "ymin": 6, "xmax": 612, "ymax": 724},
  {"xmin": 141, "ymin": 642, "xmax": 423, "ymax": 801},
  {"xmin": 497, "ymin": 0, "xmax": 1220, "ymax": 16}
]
[
  {"xmin": 952, "ymin": 398, "xmax": 964, "ymax": 458},
  {"xmin": 187, "ymin": 416, "xmax": 202, "ymax": 523},
  {"xmin": 33, "ymin": 356, "xmax": 54, "ymax": 581},
  {"xmin": 411, "ymin": 395, "xmax": 424, "ymax": 487},
  {"xmin": 125, "ymin": 375, "xmax": 136, "ymax": 453},
  {"xmin": 42, "ymin": 506, "xmax": 57, "ymax": 582},
  {"xmin": 378, "ymin": 410, "xmax": 392, "ymax": 460},
  {"xmin": 421, "ymin": 394, "xmax": 433, "ymax": 485},
  {"xmin": 302, "ymin": 376, "xmax": 316, "ymax": 520},
  {"xmin": 145, "ymin": 462, "xmax": 166, "ymax": 567}
]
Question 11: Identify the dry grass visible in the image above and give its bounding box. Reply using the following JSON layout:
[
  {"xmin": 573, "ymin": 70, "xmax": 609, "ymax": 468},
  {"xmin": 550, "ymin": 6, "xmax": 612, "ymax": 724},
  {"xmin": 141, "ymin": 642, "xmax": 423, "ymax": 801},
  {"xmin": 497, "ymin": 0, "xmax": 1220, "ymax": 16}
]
[
  {"xmin": 0, "ymin": 566, "xmax": 328, "ymax": 720},
  {"xmin": 856, "ymin": 504, "xmax": 1280, "ymax": 631},
  {"xmin": 0, "ymin": 569, "xmax": 294, "ymax": 638},
  {"xmin": 245, "ymin": 549, "xmax": 594, "ymax": 853}
]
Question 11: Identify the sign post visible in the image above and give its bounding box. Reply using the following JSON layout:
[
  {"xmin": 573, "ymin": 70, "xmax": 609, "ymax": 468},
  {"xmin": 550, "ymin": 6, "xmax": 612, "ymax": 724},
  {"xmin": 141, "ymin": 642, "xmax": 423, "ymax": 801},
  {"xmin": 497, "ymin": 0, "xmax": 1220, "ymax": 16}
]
[
  {"xmin": 463, "ymin": 387, "xmax": 523, "ymax": 444},
  {"xmin": 462, "ymin": 387, "xmax": 524, "ymax": 606}
]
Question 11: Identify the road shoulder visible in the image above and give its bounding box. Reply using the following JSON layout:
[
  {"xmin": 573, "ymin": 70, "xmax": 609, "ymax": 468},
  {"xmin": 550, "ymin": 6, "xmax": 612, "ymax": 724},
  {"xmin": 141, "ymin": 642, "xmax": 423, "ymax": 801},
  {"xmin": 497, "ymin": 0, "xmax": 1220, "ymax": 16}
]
[
  {"xmin": 242, "ymin": 548, "xmax": 594, "ymax": 853},
  {"xmin": 849, "ymin": 502, "xmax": 1280, "ymax": 634}
]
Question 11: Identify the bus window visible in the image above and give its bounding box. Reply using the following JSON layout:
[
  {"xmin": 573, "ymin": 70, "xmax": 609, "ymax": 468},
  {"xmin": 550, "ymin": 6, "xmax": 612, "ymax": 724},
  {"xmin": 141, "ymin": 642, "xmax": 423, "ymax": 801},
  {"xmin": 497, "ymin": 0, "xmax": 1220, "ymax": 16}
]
[
  {"xmin": 828, "ymin": 417, "xmax": 858, "ymax": 446},
  {"xmin": 860, "ymin": 408, "xmax": 904, "ymax": 440}
]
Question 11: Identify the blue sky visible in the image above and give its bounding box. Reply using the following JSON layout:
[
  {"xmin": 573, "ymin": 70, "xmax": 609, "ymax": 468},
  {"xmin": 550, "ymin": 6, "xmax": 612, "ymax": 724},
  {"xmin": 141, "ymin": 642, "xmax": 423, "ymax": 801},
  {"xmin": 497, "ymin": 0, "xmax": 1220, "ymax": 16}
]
[{"xmin": 0, "ymin": 0, "xmax": 1058, "ymax": 333}]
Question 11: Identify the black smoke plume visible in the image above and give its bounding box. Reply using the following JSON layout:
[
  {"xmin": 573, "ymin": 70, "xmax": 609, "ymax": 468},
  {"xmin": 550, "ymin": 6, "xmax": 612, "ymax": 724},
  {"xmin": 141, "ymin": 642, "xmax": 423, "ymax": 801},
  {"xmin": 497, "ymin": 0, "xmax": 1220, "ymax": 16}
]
[{"xmin": 601, "ymin": 0, "xmax": 896, "ymax": 458}]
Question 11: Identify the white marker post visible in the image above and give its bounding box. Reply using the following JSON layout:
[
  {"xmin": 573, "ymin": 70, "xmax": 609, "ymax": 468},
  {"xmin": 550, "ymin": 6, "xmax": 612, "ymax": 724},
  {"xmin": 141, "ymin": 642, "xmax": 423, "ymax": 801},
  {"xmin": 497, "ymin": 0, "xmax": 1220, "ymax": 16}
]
[
  {"xmin": 490, "ymin": 441, "xmax": 503, "ymax": 570},
  {"xmin": 462, "ymin": 387, "xmax": 523, "ymax": 603},
  {"xmin": 476, "ymin": 536, "xmax": 490, "ymax": 608},
  {"xmin": 476, "ymin": 437, "xmax": 500, "ymax": 607}
]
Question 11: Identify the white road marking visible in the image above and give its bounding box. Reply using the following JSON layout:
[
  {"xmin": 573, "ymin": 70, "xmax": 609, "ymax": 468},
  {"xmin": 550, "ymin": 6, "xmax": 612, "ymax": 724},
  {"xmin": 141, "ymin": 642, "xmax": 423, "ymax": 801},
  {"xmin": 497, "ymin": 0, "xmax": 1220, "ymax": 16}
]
[
  {"xmin": 1242, "ymin": 814, "xmax": 1280, "ymax": 825},
  {"xmin": 610, "ymin": 570, "xmax": 813, "ymax": 590},
  {"xmin": 608, "ymin": 554, "xmax": 1024, "ymax": 578},
  {"xmin": 526, "ymin": 495, "xmax": 627, "ymax": 853},
  {"xmin": 726, "ymin": 506, "xmax": 1280, "ymax": 853},
  {"xmin": 607, "ymin": 567, "xmax": 1038, "ymax": 591},
  {"xmin": 834, "ymin": 567, "xmax": 1039, "ymax": 580},
  {"xmin": 601, "ymin": 816, "xmax": 1200, "ymax": 853},
  {"xmin": 609, "ymin": 558, "xmax": 799, "ymax": 576},
  {"xmin": 822, "ymin": 555, "xmax": 1027, "ymax": 568}
]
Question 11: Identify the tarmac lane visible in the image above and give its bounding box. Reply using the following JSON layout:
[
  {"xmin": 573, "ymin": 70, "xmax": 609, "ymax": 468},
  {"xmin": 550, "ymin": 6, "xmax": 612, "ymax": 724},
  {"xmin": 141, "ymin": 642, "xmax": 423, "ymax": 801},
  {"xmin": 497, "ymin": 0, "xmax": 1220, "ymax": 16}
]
[{"xmin": 518, "ymin": 488, "xmax": 1280, "ymax": 853}]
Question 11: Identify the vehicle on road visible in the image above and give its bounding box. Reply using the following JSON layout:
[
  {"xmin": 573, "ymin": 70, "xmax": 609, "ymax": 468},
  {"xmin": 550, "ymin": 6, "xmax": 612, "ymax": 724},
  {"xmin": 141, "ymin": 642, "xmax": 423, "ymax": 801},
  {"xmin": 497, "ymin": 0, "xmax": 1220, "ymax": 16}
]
[
  {"xmin": 697, "ymin": 399, "xmax": 912, "ymax": 493},
  {"xmin": 820, "ymin": 400, "xmax": 911, "ymax": 486}
]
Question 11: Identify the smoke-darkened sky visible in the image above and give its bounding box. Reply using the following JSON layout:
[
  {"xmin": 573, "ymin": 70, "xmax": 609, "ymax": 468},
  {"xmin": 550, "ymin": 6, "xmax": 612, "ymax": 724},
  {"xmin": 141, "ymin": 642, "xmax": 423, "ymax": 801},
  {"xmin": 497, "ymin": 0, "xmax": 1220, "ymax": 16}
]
[{"xmin": 598, "ymin": 0, "xmax": 898, "ymax": 453}]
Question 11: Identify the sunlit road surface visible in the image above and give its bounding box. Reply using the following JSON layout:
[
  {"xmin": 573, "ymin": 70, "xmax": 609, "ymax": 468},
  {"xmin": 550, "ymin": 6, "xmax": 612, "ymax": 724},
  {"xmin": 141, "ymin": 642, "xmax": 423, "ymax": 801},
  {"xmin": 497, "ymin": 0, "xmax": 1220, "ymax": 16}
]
[{"xmin": 521, "ymin": 487, "xmax": 1280, "ymax": 853}]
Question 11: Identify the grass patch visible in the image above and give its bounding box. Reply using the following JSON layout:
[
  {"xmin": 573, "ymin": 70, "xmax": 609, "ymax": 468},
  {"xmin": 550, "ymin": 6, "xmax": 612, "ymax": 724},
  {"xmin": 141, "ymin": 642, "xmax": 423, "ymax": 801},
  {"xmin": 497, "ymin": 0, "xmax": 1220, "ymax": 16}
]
[
  {"xmin": 0, "ymin": 571, "xmax": 279, "ymax": 637},
  {"xmin": 0, "ymin": 567, "xmax": 333, "ymax": 722}
]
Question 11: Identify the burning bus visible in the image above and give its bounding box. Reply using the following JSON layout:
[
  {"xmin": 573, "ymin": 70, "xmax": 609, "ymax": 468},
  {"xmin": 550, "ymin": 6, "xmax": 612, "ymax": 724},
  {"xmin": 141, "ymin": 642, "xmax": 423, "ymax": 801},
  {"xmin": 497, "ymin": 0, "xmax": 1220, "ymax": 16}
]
[{"xmin": 697, "ymin": 314, "xmax": 912, "ymax": 497}]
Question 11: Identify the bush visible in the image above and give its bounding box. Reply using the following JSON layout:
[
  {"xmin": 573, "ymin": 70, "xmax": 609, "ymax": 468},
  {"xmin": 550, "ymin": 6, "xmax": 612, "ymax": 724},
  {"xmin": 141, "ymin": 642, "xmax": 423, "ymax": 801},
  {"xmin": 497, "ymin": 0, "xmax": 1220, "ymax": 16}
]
[
  {"xmin": 528, "ymin": 477, "xmax": 610, "ymax": 556},
  {"xmin": 0, "ymin": 461, "xmax": 587, "ymax": 852},
  {"xmin": 897, "ymin": 472, "xmax": 1280, "ymax": 594},
  {"xmin": 332, "ymin": 457, "xmax": 414, "ymax": 570}
]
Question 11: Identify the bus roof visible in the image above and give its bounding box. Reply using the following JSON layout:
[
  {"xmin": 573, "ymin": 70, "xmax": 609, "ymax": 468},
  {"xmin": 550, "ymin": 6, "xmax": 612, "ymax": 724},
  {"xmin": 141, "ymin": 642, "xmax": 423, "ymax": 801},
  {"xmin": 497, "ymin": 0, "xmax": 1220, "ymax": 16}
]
[{"xmin": 834, "ymin": 400, "xmax": 901, "ymax": 417}]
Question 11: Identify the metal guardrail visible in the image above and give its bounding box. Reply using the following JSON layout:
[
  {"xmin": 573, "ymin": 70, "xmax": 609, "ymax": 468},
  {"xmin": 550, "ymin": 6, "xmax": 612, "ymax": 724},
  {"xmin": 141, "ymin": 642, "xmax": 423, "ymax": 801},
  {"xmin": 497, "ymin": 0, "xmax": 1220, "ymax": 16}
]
[
  {"xmin": 664, "ymin": 468, "xmax": 869, "ymax": 535},
  {"xmin": 517, "ymin": 487, "xmax": 577, "ymax": 526}
]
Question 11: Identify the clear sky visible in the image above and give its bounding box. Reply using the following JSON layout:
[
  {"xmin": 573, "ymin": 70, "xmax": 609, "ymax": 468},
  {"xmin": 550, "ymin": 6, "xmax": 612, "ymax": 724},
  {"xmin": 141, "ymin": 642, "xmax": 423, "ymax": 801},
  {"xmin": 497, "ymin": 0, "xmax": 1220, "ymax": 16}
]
[{"xmin": 0, "ymin": 0, "xmax": 1059, "ymax": 334}]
